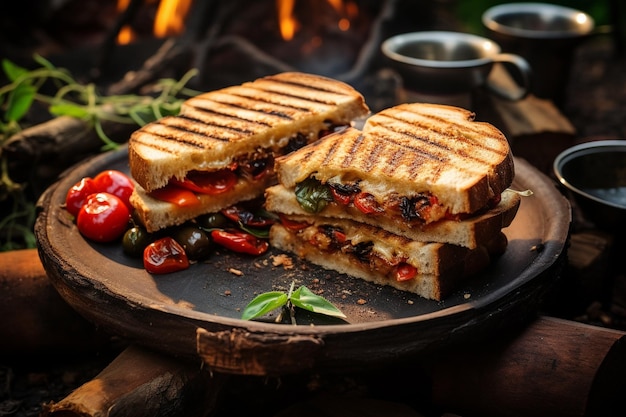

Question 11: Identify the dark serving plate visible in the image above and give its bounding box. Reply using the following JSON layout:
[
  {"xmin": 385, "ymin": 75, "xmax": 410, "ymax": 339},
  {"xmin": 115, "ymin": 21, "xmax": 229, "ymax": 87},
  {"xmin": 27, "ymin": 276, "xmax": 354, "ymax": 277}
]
[{"xmin": 35, "ymin": 146, "xmax": 570, "ymax": 376}]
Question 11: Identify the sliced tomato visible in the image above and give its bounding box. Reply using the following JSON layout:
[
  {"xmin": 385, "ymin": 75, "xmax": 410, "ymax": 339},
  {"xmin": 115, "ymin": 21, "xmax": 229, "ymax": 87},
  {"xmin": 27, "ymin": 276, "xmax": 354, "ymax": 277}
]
[
  {"xmin": 279, "ymin": 214, "xmax": 310, "ymax": 231},
  {"xmin": 395, "ymin": 263, "xmax": 418, "ymax": 282},
  {"xmin": 149, "ymin": 186, "xmax": 200, "ymax": 207},
  {"xmin": 353, "ymin": 192, "xmax": 384, "ymax": 214},
  {"xmin": 171, "ymin": 170, "xmax": 237, "ymax": 195},
  {"xmin": 330, "ymin": 187, "xmax": 352, "ymax": 205}
]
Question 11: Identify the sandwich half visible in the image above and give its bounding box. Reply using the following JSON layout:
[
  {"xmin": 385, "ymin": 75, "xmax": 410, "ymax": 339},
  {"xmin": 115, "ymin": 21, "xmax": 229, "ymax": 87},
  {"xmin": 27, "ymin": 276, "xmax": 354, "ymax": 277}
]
[
  {"xmin": 266, "ymin": 102, "xmax": 518, "ymax": 300},
  {"xmin": 128, "ymin": 72, "xmax": 370, "ymax": 232}
]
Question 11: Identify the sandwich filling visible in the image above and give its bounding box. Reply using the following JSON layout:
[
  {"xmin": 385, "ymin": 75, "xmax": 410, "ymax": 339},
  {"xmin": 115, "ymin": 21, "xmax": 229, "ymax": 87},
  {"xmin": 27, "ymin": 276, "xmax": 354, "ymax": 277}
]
[
  {"xmin": 147, "ymin": 127, "xmax": 345, "ymax": 207},
  {"xmin": 293, "ymin": 176, "xmax": 502, "ymax": 225}
]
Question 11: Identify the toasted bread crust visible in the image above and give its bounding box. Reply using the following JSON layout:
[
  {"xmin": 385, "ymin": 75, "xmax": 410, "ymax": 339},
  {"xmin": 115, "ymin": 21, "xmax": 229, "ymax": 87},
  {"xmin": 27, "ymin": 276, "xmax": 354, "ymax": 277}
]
[
  {"xmin": 270, "ymin": 223, "xmax": 495, "ymax": 300},
  {"xmin": 265, "ymin": 185, "xmax": 520, "ymax": 248},
  {"xmin": 275, "ymin": 103, "xmax": 514, "ymax": 215},
  {"xmin": 128, "ymin": 72, "xmax": 369, "ymax": 192}
]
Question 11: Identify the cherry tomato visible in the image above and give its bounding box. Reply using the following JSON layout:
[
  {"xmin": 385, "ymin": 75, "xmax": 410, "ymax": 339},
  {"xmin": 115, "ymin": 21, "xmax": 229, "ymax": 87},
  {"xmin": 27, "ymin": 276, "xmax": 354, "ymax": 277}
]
[
  {"xmin": 93, "ymin": 170, "xmax": 135, "ymax": 209},
  {"xmin": 65, "ymin": 177, "xmax": 97, "ymax": 217},
  {"xmin": 172, "ymin": 170, "xmax": 238, "ymax": 195},
  {"xmin": 353, "ymin": 192, "xmax": 384, "ymax": 214},
  {"xmin": 77, "ymin": 192, "xmax": 131, "ymax": 242},
  {"xmin": 149, "ymin": 186, "xmax": 200, "ymax": 207},
  {"xmin": 143, "ymin": 237, "xmax": 190, "ymax": 274},
  {"xmin": 395, "ymin": 263, "xmax": 418, "ymax": 282},
  {"xmin": 211, "ymin": 230, "xmax": 269, "ymax": 255},
  {"xmin": 330, "ymin": 189, "xmax": 352, "ymax": 205}
]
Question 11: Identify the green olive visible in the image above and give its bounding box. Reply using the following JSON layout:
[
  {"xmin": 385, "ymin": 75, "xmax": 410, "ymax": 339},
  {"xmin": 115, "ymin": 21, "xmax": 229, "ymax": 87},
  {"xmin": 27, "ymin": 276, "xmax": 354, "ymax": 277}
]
[
  {"xmin": 122, "ymin": 226, "xmax": 152, "ymax": 257},
  {"xmin": 196, "ymin": 212, "xmax": 229, "ymax": 229},
  {"xmin": 172, "ymin": 225, "xmax": 213, "ymax": 261}
]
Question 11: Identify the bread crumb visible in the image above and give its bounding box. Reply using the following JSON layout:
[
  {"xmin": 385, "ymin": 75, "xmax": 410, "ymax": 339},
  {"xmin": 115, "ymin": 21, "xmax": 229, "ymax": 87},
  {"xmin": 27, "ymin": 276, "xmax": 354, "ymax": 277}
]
[
  {"xmin": 357, "ymin": 298, "xmax": 367, "ymax": 305},
  {"xmin": 228, "ymin": 268, "xmax": 243, "ymax": 276},
  {"xmin": 464, "ymin": 293, "xmax": 471, "ymax": 299},
  {"xmin": 407, "ymin": 300, "xmax": 414, "ymax": 305},
  {"xmin": 271, "ymin": 254, "xmax": 294, "ymax": 269},
  {"xmin": 224, "ymin": 290, "xmax": 231, "ymax": 296}
]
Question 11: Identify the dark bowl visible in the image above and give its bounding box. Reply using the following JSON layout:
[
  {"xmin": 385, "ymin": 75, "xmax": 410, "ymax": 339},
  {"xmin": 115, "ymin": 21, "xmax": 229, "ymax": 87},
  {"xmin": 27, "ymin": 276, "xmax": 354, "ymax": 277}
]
[{"xmin": 553, "ymin": 140, "xmax": 626, "ymax": 231}]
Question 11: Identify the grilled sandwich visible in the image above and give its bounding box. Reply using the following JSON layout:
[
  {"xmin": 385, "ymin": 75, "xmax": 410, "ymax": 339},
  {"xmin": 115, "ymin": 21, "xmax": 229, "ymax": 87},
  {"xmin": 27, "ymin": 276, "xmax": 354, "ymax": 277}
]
[
  {"xmin": 127, "ymin": 72, "xmax": 370, "ymax": 232},
  {"xmin": 266, "ymin": 102, "xmax": 518, "ymax": 300}
]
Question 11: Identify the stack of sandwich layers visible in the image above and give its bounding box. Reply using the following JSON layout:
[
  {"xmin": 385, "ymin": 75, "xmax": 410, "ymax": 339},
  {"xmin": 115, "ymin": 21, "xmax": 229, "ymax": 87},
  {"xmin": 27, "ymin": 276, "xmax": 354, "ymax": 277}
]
[
  {"xmin": 125, "ymin": 70, "xmax": 520, "ymax": 302},
  {"xmin": 266, "ymin": 103, "xmax": 521, "ymax": 301},
  {"xmin": 127, "ymin": 72, "xmax": 370, "ymax": 233}
]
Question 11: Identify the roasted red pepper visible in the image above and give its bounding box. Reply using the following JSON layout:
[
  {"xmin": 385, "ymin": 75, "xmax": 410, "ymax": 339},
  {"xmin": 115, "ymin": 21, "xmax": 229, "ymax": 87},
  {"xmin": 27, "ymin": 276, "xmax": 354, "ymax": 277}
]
[
  {"xmin": 278, "ymin": 214, "xmax": 310, "ymax": 231},
  {"xmin": 143, "ymin": 237, "xmax": 190, "ymax": 274},
  {"xmin": 149, "ymin": 186, "xmax": 200, "ymax": 207},
  {"xmin": 211, "ymin": 230, "xmax": 269, "ymax": 255},
  {"xmin": 353, "ymin": 192, "xmax": 384, "ymax": 214},
  {"xmin": 221, "ymin": 205, "xmax": 275, "ymax": 228},
  {"xmin": 171, "ymin": 170, "xmax": 237, "ymax": 195}
]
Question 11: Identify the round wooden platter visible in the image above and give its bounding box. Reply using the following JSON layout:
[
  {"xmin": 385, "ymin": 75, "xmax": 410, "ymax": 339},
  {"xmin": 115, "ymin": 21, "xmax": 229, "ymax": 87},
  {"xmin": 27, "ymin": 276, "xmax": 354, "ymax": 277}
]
[{"xmin": 35, "ymin": 146, "xmax": 570, "ymax": 376}]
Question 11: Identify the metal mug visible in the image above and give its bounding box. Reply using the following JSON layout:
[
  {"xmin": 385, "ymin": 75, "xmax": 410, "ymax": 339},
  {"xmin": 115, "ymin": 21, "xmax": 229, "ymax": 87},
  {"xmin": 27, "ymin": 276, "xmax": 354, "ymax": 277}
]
[
  {"xmin": 381, "ymin": 30, "xmax": 532, "ymax": 101},
  {"xmin": 482, "ymin": 2, "xmax": 611, "ymax": 106}
]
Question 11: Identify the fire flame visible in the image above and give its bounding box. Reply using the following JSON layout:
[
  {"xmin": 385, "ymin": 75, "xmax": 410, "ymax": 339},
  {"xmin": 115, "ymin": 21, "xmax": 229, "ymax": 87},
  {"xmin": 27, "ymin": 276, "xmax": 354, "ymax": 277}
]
[
  {"xmin": 277, "ymin": 0, "xmax": 357, "ymax": 41},
  {"xmin": 277, "ymin": 0, "xmax": 299, "ymax": 41},
  {"xmin": 153, "ymin": 0, "xmax": 193, "ymax": 38},
  {"xmin": 116, "ymin": 0, "xmax": 192, "ymax": 44}
]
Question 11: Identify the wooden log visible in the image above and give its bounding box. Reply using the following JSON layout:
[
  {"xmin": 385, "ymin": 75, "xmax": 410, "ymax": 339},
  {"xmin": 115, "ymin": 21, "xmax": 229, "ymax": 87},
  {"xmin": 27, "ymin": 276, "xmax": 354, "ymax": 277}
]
[
  {"xmin": 41, "ymin": 345, "xmax": 223, "ymax": 417},
  {"xmin": 0, "ymin": 248, "xmax": 111, "ymax": 357},
  {"xmin": 430, "ymin": 316, "xmax": 626, "ymax": 417}
]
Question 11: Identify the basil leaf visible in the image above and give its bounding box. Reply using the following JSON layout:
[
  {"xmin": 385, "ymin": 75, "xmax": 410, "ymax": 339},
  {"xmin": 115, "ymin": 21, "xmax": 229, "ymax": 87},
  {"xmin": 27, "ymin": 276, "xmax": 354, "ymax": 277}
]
[
  {"xmin": 291, "ymin": 286, "xmax": 346, "ymax": 318},
  {"xmin": 241, "ymin": 291, "xmax": 288, "ymax": 320},
  {"xmin": 295, "ymin": 178, "xmax": 333, "ymax": 213}
]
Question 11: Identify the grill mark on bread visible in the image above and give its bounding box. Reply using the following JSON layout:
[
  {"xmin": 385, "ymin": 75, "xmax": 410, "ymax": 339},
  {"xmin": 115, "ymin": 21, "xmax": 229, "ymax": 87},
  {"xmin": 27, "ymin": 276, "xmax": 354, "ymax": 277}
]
[
  {"xmin": 338, "ymin": 132, "xmax": 364, "ymax": 168},
  {"xmin": 264, "ymin": 78, "xmax": 359, "ymax": 103},
  {"xmin": 167, "ymin": 115, "xmax": 257, "ymax": 136},
  {"xmin": 372, "ymin": 113, "xmax": 507, "ymax": 168},
  {"xmin": 178, "ymin": 107, "xmax": 272, "ymax": 128},
  {"xmin": 239, "ymin": 85, "xmax": 343, "ymax": 108},
  {"xmin": 187, "ymin": 97, "xmax": 296, "ymax": 121}
]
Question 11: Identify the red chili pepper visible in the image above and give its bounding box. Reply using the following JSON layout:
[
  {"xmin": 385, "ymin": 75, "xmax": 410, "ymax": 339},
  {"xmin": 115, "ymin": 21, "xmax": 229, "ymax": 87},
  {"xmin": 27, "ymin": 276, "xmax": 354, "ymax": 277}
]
[
  {"xmin": 143, "ymin": 237, "xmax": 190, "ymax": 274},
  {"xmin": 395, "ymin": 263, "xmax": 418, "ymax": 282},
  {"xmin": 211, "ymin": 230, "xmax": 269, "ymax": 255}
]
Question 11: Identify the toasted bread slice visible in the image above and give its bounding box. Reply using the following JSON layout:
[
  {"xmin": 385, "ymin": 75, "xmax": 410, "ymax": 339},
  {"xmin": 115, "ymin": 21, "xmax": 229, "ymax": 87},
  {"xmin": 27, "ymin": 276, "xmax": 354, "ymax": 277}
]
[
  {"xmin": 265, "ymin": 185, "xmax": 520, "ymax": 248},
  {"xmin": 275, "ymin": 103, "xmax": 514, "ymax": 219},
  {"xmin": 270, "ymin": 220, "xmax": 503, "ymax": 301},
  {"xmin": 129, "ymin": 72, "xmax": 369, "ymax": 193}
]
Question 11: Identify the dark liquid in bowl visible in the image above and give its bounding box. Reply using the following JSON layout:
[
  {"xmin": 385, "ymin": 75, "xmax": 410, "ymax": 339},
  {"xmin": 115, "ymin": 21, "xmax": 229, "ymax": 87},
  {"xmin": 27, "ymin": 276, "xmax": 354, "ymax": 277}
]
[{"xmin": 582, "ymin": 187, "xmax": 626, "ymax": 208}]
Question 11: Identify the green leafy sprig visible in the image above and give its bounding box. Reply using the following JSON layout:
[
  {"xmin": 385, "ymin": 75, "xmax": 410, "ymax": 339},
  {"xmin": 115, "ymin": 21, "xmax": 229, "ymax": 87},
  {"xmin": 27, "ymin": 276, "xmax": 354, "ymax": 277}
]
[
  {"xmin": 241, "ymin": 281, "xmax": 347, "ymax": 324},
  {"xmin": 0, "ymin": 54, "xmax": 200, "ymax": 150}
]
